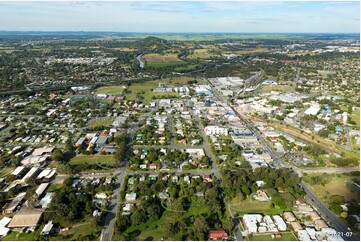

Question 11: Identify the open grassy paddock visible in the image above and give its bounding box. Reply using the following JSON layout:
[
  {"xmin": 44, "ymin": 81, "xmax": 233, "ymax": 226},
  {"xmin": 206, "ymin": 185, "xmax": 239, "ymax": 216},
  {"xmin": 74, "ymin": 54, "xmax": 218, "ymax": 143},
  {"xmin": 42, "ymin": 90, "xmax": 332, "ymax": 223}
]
[
  {"xmin": 229, "ymin": 196, "xmax": 285, "ymax": 215},
  {"xmin": 89, "ymin": 117, "xmax": 115, "ymax": 129},
  {"xmin": 247, "ymin": 232, "xmax": 297, "ymax": 241},
  {"xmin": 303, "ymin": 172, "xmax": 360, "ymax": 202},
  {"xmin": 95, "ymin": 85, "xmax": 125, "ymax": 95},
  {"xmin": 351, "ymin": 107, "xmax": 360, "ymax": 127},
  {"xmin": 69, "ymin": 155, "xmax": 115, "ymax": 166},
  {"xmin": 186, "ymin": 48, "xmax": 219, "ymax": 60},
  {"xmin": 146, "ymin": 61, "xmax": 184, "ymax": 68},
  {"xmin": 143, "ymin": 53, "xmax": 180, "ymax": 62}
]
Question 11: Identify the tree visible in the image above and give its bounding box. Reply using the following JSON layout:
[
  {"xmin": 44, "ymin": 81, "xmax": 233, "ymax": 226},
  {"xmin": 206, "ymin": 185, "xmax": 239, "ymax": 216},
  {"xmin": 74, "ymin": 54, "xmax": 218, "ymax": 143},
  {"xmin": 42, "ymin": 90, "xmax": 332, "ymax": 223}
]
[
  {"xmin": 193, "ymin": 216, "xmax": 209, "ymax": 241},
  {"xmin": 51, "ymin": 149, "xmax": 64, "ymax": 161},
  {"xmin": 116, "ymin": 214, "xmax": 130, "ymax": 232},
  {"xmin": 131, "ymin": 208, "xmax": 147, "ymax": 225}
]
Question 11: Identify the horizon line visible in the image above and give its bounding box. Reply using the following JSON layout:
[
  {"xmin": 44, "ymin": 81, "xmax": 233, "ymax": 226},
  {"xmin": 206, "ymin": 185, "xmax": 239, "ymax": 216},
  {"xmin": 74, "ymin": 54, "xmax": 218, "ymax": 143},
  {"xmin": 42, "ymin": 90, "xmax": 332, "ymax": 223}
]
[{"xmin": 0, "ymin": 30, "xmax": 360, "ymax": 35}]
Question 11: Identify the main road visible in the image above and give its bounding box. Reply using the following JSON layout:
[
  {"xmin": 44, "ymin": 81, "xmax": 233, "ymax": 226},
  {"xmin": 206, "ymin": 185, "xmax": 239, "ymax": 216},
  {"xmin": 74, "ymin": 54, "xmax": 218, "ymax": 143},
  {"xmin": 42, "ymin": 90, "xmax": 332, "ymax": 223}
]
[{"xmin": 100, "ymin": 122, "xmax": 136, "ymax": 241}]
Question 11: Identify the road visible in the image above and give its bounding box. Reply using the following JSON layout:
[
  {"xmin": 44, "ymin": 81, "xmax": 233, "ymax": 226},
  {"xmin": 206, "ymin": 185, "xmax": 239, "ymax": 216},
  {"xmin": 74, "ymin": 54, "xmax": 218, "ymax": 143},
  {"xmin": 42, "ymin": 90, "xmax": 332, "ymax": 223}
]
[
  {"xmin": 300, "ymin": 181, "xmax": 357, "ymax": 241},
  {"xmin": 345, "ymin": 127, "xmax": 353, "ymax": 151},
  {"xmin": 192, "ymin": 110, "xmax": 221, "ymax": 179},
  {"xmin": 100, "ymin": 122, "xmax": 136, "ymax": 241}
]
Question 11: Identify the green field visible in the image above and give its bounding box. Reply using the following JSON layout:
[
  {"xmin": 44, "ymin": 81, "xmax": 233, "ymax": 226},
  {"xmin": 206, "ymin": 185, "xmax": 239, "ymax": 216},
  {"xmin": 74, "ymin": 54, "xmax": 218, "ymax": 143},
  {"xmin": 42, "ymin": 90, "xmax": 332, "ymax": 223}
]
[
  {"xmin": 248, "ymin": 232, "xmax": 297, "ymax": 241},
  {"xmin": 89, "ymin": 117, "xmax": 115, "ymax": 129},
  {"xmin": 48, "ymin": 183, "xmax": 64, "ymax": 192},
  {"xmin": 146, "ymin": 61, "xmax": 183, "ymax": 68},
  {"xmin": 186, "ymin": 49, "xmax": 218, "ymax": 60},
  {"xmin": 95, "ymin": 85, "xmax": 125, "ymax": 95},
  {"xmin": 229, "ymin": 196, "xmax": 285, "ymax": 215},
  {"xmin": 351, "ymin": 107, "xmax": 360, "ymax": 126},
  {"xmin": 58, "ymin": 222, "xmax": 100, "ymax": 240},
  {"xmin": 69, "ymin": 155, "xmax": 115, "ymax": 166},
  {"xmin": 124, "ymin": 80, "xmax": 159, "ymax": 101}
]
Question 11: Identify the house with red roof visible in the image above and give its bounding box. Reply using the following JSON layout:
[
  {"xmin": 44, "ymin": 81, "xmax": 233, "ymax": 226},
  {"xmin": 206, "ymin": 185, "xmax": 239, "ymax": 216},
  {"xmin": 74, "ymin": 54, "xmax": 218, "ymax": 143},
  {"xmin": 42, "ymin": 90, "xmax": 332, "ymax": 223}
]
[{"xmin": 209, "ymin": 230, "xmax": 228, "ymax": 240}]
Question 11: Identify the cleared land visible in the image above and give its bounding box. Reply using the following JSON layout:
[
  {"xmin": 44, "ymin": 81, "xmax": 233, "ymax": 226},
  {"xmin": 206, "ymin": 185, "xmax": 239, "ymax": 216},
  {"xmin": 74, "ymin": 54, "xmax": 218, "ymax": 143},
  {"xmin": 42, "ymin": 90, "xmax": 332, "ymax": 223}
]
[
  {"xmin": 69, "ymin": 155, "xmax": 115, "ymax": 166},
  {"xmin": 187, "ymin": 49, "xmax": 218, "ymax": 60},
  {"xmin": 248, "ymin": 232, "xmax": 297, "ymax": 241},
  {"xmin": 259, "ymin": 85, "xmax": 292, "ymax": 92},
  {"xmin": 95, "ymin": 85, "xmax": 125, "ymax": 95},
  {"xmin": 147, "ymin": 61, "xmax": 184, "ymax": 68},
  {"xmin": 229, "ymin": 196, "xmax": 284, "ymax": 215},
  {"xmin": 143, "ymin": 53, "xmax": 180, "ymax": 62},
  {"xmin": 303, "ymin": 172, "xmax": 360, "ymax": 202},
  {"xmin": 225, "ymin": 47, "xmax": 269, "ymax": 55},
  {"xmin": 351, "ymin": 107, "xmax": 360, "ymax": 126},
  {"xmin": 89, "ymin": 117, "xmax": 115, "ymax": 129}
]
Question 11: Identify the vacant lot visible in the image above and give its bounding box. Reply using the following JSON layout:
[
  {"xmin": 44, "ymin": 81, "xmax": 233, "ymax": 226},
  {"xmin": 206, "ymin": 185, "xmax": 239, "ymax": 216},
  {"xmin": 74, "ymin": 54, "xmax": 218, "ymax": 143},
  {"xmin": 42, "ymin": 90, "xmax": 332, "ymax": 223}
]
[
  {"xmin": 69, "ymin": 155, "xmax": 115, "ymax": 166},
  {"xmin": 143, "ymin": 53, "xmax": 180, "ymax": 62},
  {"xmin": 95, "ymin": 85, "xmax": 125, "ymax": 95},
  {"xmin": 229, "ymin": 196, "xmax": 284, "ymax": 215},
  {"xmin": 260, "ymin": 85, "xmax": 292, "ymax": 92},
  {"xmin": 303, "ymin": 172, "xmax": 360, "ymax": 202},
  {"xmin": 124, "ymin": 80, "xmax": 161, "ymax": 101},
  {"xmin": 248, "ymin": 232, "xmax": 297, "ymax": 241},
  {"xmin": 351, "ymin": 107, "xmax": 360, "ymax": 126},
  {"xmin": 89, "ymin": 117, "xmax": 115, "ymax": 129}
]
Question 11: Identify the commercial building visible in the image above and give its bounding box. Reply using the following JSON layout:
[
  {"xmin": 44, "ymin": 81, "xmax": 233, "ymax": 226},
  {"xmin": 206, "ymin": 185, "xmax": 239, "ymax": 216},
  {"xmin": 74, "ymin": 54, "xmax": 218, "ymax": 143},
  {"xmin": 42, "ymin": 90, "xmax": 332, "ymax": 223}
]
[
  {"xmin": 7, "ymin": 207, "xmax": 43, "ymax": 229},
  {"xmin": 204, "ymin": 126, "xmax": 228, "ymax": 135}
]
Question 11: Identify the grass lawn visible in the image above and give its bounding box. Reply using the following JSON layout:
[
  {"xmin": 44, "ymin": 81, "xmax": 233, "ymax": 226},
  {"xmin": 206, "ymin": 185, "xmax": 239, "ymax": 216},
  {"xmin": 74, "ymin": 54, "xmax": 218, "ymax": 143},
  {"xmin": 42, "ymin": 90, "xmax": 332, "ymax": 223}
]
[
  {"xmin": 89, "ymin": 117, "xmax": 115, "ymax": 129},
  {"xmin": 58, "ymin": 222, "xmax": 100, "ymax": 240},
  {"xmin": 248, "ymin": 232, "xmax": 297, "ymax": 241},
  {"xmin": 260, "ymin": 85, "xmax": 292, "ymax": 92},
  {"xmin": 48, "ymin": 183, "xmax": 64, "ymax": 192},
  {"xmin": 351, "ymin": 107, "xmax": 360, "ymax": 127},
  {"xmin": 229, "ymin": 196, "xmax": 285, "ymax": 215},
  {"xmin": 2, "ymin": 230, "xmax": 40, "ymax": 241},
  {"xmin": 95, "ymin": 85, "xmax": 125, "ymax": 95},
  {"xmin": 0, "ymin": 166, "xmax": 14, "ymax": 177},
  {"xmin": 303, "ymin": 173, "xmax": 360, "ymax": 202},
  {"xmin": 69, "ymin": 155, "xmax": 115, "ymax": 166}
]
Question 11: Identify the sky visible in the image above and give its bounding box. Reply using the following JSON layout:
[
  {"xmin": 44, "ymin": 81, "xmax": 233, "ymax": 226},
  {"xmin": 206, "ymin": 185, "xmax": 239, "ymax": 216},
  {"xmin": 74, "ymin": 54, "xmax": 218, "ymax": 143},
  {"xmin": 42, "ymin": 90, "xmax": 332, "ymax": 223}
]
[{"xmin": 0, "ymin": 0, "xmax": 359, "ymax": 33}]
